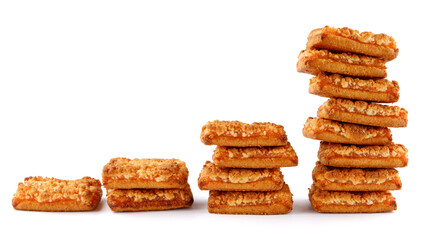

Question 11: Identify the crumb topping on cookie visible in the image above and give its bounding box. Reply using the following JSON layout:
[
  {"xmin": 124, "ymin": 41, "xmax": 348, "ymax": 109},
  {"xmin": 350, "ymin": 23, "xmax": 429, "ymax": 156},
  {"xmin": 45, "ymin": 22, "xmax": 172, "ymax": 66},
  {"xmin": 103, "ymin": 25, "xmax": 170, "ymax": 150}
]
[
  {"xmin": 201, "ymin": 120, "xmax": 286, "ymax": 138},
  {"xmin": 319, "ymin": 98, "xmax": 407, "ymax": 117},
  {"xmin": 199, "ymin": 161, "xmax": 283, "ymax": 184},
  {"xmin": 310, "ymin": 184, "xmax": 394, "ymax": 205},
  {"xmin": 299, "ymin": 49, "xmax": 386, "ymax": 67},
  {"xmin": 303, "ymin": 117, "xmax": 391, "ymax": 140},
  {"xmin": 102, "ymin": 158, "xmax": 188, "ymax": 184},
  {"xmin": 319, "ymin": 142, "xmax": 407, "ymax": 158},
  {"xmin": 13, "ymin": 176, "xmax": 101, "ymax": 205},
  {"xmin": 313, "ymin": 162, "xmax": 400, "ymax": 185},
  {"xmin": 311, "ymin": 73, "xmax": 399, "ymax": 93},
  {"xmin": 209, "ymin": 184, "xmax": 291, "ymax": 206},
  {"xmin": 317, "ymin": 26, "xmax": 398, "ymax": 49},
  {"xmin": 107, "ymin": 184, "xmax": 192, "ymax": 202}
]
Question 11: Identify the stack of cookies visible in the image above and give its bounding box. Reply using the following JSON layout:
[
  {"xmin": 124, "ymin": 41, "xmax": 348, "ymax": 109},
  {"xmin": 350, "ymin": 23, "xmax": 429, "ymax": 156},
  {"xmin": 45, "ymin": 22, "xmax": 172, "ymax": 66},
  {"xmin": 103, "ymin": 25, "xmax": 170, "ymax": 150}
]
[
  {"xmin": 102, "ymin": 158, "xmax": 194, "ymax": 212},
  {"xmin": 297, "ymin": 26, "xmax": 408, "ymax": 213},
  {"xmin": 198, "ymin": 120, "xmax": 298, "ymax": 215}
]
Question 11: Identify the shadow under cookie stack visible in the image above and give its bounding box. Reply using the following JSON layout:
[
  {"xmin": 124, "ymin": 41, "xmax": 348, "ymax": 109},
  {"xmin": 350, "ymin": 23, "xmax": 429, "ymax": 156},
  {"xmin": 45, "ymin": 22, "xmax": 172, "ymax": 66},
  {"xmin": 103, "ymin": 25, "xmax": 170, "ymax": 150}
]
[
  {"xmin": 102, "ymin": 158, "xmax": 194, "ymax": 212},
  {"xmin": 198, "ymin": 120, "xmax": 298, "ymax": 215},
  {"xmin": 297, "ymin": 26, "xmax": 408, "ymax": 213}
]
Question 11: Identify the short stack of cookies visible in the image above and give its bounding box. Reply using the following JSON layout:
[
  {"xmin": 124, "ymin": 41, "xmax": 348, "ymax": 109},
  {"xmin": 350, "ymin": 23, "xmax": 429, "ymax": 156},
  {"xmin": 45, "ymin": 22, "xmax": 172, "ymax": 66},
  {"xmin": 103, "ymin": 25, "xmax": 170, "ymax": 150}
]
[
  {"xmin": 198, "ymin": 120, "xmax": 298, "ymax": 215},
  {"xmin": 297, "ymin": 26, "xmax": 408, "ymax": 213},
  {"xmin": 102, "ymin": 158, "xmax": 193, "ymax": 212}
]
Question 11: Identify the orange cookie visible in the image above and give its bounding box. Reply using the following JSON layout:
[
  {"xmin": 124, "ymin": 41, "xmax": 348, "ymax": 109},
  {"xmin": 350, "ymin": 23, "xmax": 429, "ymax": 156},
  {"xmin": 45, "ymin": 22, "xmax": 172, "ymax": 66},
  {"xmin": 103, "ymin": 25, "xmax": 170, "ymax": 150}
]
[
  {"xmin": 317, "ymin": 98, "xmax": 408, "ymax": 128},
  {"xmin": 309, "ymin": 184, "xmax": 397, "ymax": 213},
  {"xmin": 306, "ymin": 26, "xmax": 398, "ymax": 61},
  {"xmin": 303, "ymin": 117, "xmax": 392, "ymax": 145},
  {"xmin": 208, "ymin": 184, "xmax": 293, "ymax": 215},
  {"xmin": 213, "ymin": 144, "xmax": 298, "ymax": 168},
  {"xmin": 309, "ymin": 73, "xmax": 400, "ymax": 103},
  {"xmin": 12, "ymin": 176, "xmax": 102, "ymax": 212},
  {"xmin": 297, "ymin": 49, "xmax": 387, "ymax": 78},
  {"xmin": 198, "ymin": 161, "xmax": 284, "ymax": 191},
  {"xmin": 318, "ymin": 142, "xmax": 408, "ymax": 168},
  {"xmin": 102, "ymin": 158, "xmax": 189, "ymax": 189},
  {"xmin": 312, "ymin": 161, "xmax": 401, "ymax": 191},
  {"xmin": 200, "ymin": 120, "xmax": 287, "ymax": 147},
  {"xmin": 106, "ymin": 184, "xmax": 194, "ymax": 212}
]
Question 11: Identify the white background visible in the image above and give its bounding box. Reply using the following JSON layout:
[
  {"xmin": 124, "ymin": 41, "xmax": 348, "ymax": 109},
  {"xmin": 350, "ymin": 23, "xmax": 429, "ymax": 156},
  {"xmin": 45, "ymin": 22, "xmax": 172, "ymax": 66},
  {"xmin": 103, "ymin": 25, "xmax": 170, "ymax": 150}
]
[{"xmin": 1, "ymin": 1, "xmax": 430, "ymax": 239}]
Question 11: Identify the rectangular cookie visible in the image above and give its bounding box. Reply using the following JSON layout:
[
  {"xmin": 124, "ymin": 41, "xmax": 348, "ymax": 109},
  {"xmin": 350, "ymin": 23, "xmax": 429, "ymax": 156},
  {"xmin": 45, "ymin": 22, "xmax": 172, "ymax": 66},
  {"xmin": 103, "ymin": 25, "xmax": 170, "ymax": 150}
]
[
  {"xmin": 317, "ymin": 98, "xmax": 408, "ymax": 128},
  {"xmin": 200, "ymin": 120, "xmax": 287, "ymax": 147},
  {"xmin": 309, "ymin": 73, "xmax": 400, "ymax": 103},
  {"xmin": 12, "ymin": 176, "xmax": 102, "ymax": 212},
  {"xmin": 306, "ymin": 26, "xmax": 398, "ymax": 61},
  {"xmin": 312, "ymin": 161, "xmax": 401, "ymax": 191},
  {"xmin": 309, "ymin": 184, "xmax": 397, "ymax": 213},
  {"xmin": 303, "ymin": 117, "xmax": 392, "ymax": 145},
  {"xmin": 208, "ymin": 183, "xmax": 293, "ymax": 215},
  {"xmin": 106, "ymin": 184, "xmax": 193, "ymax": 212},
  {"xmin": 297, "ymin": 49, "xmax": 387, "ymax": 78},
  {"xmin": 198, "ymin": 161, "xmax": 284, "ymax": 191},
  {"xmin": 318, "ymin": 142, "xmax": 408, "ymax": 168},
  {"xmin": 102, "ymin": 158, "xmax": 189, "ymax": 189},
  {"xmin": 212, "ymin": 144, "xmax": 298, "ymax": 168}
]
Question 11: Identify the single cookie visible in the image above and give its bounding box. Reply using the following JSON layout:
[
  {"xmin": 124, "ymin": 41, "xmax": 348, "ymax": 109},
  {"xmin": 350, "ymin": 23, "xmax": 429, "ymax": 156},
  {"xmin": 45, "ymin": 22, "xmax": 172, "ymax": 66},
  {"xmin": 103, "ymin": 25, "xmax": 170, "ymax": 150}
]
[
  {"xmin": 12, "ymin": 176, "xmax": 102, "ymax": 212},
  {"xmin": 297, "ymin": 49, "xmax": 387, "ymax": 78},
  {"xmin": 312, "ymin": 161, "xmax": 401, "ymax": 191},
  {"xmin": 317, "ymin": 98, "xmax": 408, "ymax": 128},
  {"xmin": 303, "ymin": 117, "xmax": 392, "ymax": 145},
  {"xmin": 208, "ymin": 183, "xmax": 293, "ymax": 215},
  {"xmin": 102, "ymin": 158, "xmax": 189, "ymax": 189},
  {"xmin": 106, "ymin": 184, "xmax": 194, "ymax": 212},
  {"xmin": 198, "ymin": 161, "xmax": 284, "ymax": 191},
  {"xmin": 309, "ymin": 73, "xmax": 400, "ymax": 103},
  {"xmin": 306, "ymin": 26, "xmax": 398, "ymax": 61},
  {"xmin": 200, "ymin": 120, "xmax": 287, "ymax": 147},
  {"xmin": 318, "ymin": 142, "xmax": 408, "ymax": 168},
  {"xmin": 213, "ymin": 144, "xmax": 298, "ymax": 168},
  {"xmin": 309, "ymin": 184, "xmax": 397, "ymax": 213}
]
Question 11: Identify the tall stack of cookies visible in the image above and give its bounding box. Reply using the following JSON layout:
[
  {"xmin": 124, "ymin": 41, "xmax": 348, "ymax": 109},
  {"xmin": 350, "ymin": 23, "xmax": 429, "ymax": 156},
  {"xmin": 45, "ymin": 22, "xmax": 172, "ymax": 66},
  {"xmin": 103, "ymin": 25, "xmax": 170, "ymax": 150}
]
[
  {"xmin": 297, "ymin": 26, "xmax": 408, "ymax": 213},
  {"xmin": 102, "ymin": 158, "xmax": 194, "ymax": 212},
  {"xmin": 198, "ymin": 120, "xmax": 298, "ymax": 215}
]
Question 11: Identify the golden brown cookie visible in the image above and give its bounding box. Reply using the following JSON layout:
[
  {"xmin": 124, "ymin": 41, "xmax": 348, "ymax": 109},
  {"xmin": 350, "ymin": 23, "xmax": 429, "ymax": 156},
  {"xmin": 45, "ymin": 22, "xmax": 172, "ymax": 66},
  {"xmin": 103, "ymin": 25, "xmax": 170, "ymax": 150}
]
[
  {"xmin": 12, "ymin": 176, "xmax": 102, "ymax": 212},
  {"xmin": 318, "ymin": 142, "xmax": 408, "ymax": 168},
  {"xmin": 309, "ymin": 184, "xmax": 397, "ymax": 213},
  {"xmin": 200, "ymin": 120, "xmax": 288, "ymax": 147},
  {"xmin": 306, "ymin": 26, "xmax": 398, "ymax": 61},
  {"xmin": 309, "ymin": 73, "xmax": 400, "ymax": 103},
  {"xmin": 317, "ymin": 98, "xmax": 408, "ymax": 128},
  {"xmin": 106, "ymin": 184, "xmax": 194, "ymax": 212},
  {"xmin": 198, "ymin": 161, "xmax": 284, "ymax": 191},
  {"xmin": 312, "ymin": 161, "xmax": 401, "ymax": 191},
  {"xmin": 102, "ymin": 158, "xmax": 189, "ymax": 189},
  {"xmin": 297, "ymin": 49, "xmax": 387, "ymax": 78},
  {"xmin": 208, "ymin": 183, "xmax": 293, "ymax": 215},
  {"xmin": 303, "ymin": 117, "xmax": 392, "ymax": 145},
  {"xmin": 212, "ymin": 144, "xmax": 298, "ymax": 168}
]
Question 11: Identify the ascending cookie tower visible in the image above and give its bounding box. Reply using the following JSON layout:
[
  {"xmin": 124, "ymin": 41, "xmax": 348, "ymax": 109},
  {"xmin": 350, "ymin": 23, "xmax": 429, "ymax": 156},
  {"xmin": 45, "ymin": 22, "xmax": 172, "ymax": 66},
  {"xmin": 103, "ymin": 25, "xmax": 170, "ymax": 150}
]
[
  {"xmin": 102, "ymin": 158, "xmax": 194, "ymax": 212},
  {"xmin": 198, "ymin": 120, "xmax": 298, "ymax": 215},
  {"xmin": 297, "ymin": 26, "xmax": 408, "ymax": 213}
]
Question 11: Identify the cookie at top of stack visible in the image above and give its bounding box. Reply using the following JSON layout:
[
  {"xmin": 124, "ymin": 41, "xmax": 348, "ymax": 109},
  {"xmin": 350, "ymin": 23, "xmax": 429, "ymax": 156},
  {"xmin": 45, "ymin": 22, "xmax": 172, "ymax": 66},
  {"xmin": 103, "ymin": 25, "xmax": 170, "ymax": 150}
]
[
  {"xmin": 297, "ymin": 26, "xmax": 408, "ymax": 213},
  {"xmin": 198, "ymin": 120, "xmax": 297, "ymax": 215},
  {"xmin": 102, "ymin": 158, "xmax": 193, "ymax": 212}
]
